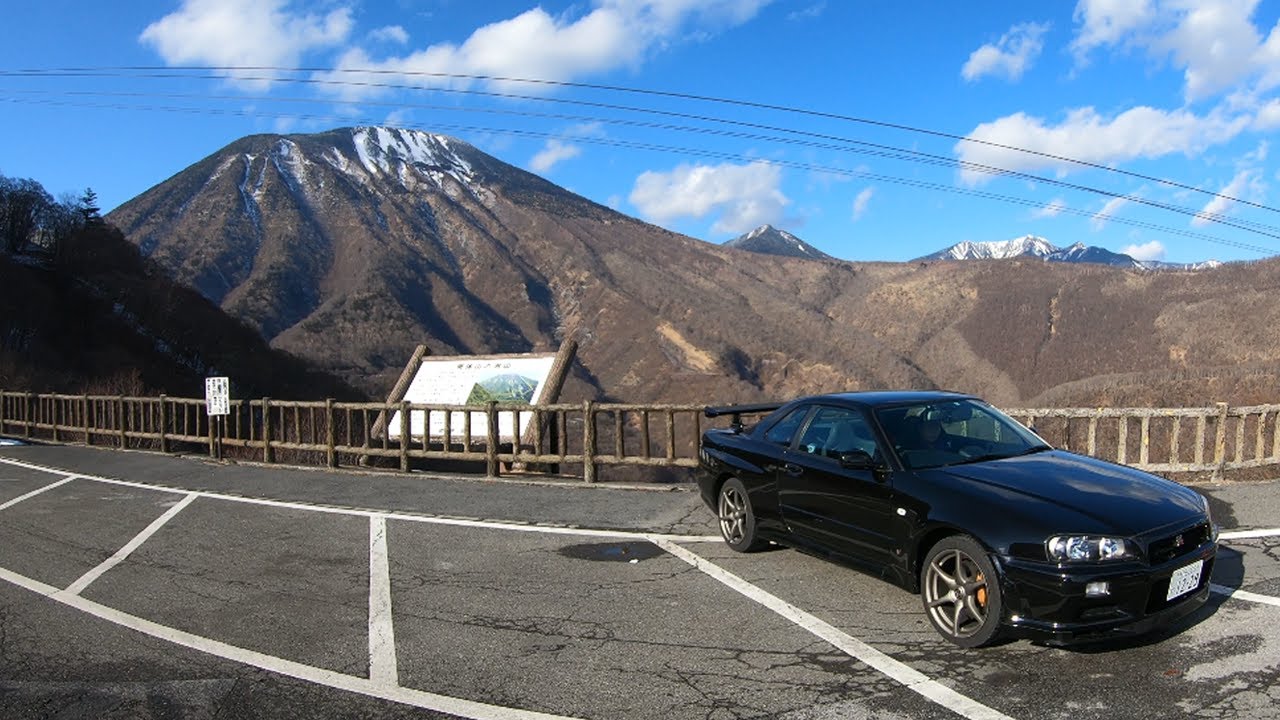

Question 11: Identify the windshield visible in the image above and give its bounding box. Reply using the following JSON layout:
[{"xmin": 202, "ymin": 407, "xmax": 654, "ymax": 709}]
[{"xmin": 874, "ymin": 399, "xmax": 1049, "ymax": 470}]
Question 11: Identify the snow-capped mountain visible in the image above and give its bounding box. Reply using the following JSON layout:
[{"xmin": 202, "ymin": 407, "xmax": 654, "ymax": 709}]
[
  {"xmin": 917, "ymin": 235, "xmax": 1220, "ymax": 271},
  {"xmin": 724, "ymin": 225, "xmax": 833, "ymax": 260},
  {"xmin": 924, "ymin": 235, "xmax": 1058, "ymax": 261}
]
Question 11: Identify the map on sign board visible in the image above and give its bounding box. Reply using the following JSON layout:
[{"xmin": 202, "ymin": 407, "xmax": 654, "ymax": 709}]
[
  {"xmin": 388, "ymin": 355, "xmax": 557, "ymax": 442},
  {"xmin": 205, "ymin": 377, "xmax": 230, "ymax": 416}
]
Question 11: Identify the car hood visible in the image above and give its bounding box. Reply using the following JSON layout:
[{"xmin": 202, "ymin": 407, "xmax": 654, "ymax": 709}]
[{"xmin": 933, "ymin": 450, "xmax": 1205, "ymax": 536}]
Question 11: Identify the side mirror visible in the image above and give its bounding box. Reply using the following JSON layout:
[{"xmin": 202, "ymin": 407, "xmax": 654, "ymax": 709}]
[{"xmin": 837, "ymin": 450, "xmax": 875, "ymax": 470}]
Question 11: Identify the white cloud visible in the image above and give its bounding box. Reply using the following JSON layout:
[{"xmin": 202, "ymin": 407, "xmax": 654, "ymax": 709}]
[
  {"xmin": 1162, "ymin": 1, "xmax": 1264, "ymax": 102},
  {"xmin": 1193, "ymin": 169, "xmax": 1258, "ymax": 226},
  {"xmin": 851, "ymin": 187, "xmax": 874, "ymax": 221},
  {"xmin": 962, "ymin": 22, "xmax": 1050, "ymax": 82},
  {"xmin": 529, "ymin": 139, "xmax": 582, "ymax": 173},
  {"xmin": 319, "ymin": 1, "xmax": 773, "ymax": 98},
  {"xmin": 788, "ymin": 2, "xmax": 826, "ymax": 21},
  {"xmin": 1091, "ymin": 195, "xmax": 1130, "ymax": 229},
  {"xmin": 629, "ymin": 161, "xmax": 788, "ymax": 235},
  {"xmin": 1254, "ymin": 98, "xmax": 1280, "ymax": 130},
  {"xmin": 1032, "ymin": 198, "xmax": 1067, "ymax": 218},
  {"xmin": 1121, "ymin": 240, "xmax": 1166, "ymax": 260},
  {"xmin": 1070, "ymin": 0, "xmax": 1156, "ymax": 61},
  {"xmin": 140, "ymin": 0, "xmax": 353, "ymax": 85},
  {"xmin": 369, "ymin": 25, "xmax": 409, "ymax": 45},
  {"xmin": 1070, "ymin": 0, "xmax": 1280, "ymax": 102},
  {"xmin": 956, "ymin": 105, "xmax": 1250, "ymax": 184}
]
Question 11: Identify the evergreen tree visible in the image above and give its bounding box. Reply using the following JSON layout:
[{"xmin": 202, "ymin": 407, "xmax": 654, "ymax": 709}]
[{"xmin": 78, "ymin": 187, "xmax": 102, "ymax": 225}]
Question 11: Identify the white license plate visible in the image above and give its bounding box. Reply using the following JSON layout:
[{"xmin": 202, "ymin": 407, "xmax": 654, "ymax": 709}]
[{"xmin": 1166, "ymin": 559, "xmax": 1204, "ymax": 601}]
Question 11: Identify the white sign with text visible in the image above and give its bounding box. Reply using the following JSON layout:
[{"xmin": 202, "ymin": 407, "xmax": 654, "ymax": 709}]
[{"xmin": 388, "ymin": 355, "xmax": 556, "ymax": 442}]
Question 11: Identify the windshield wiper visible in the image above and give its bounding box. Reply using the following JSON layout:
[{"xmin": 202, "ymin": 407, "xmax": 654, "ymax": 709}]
[{"xmin": 950, "ymin": 445, "xmax": 1052, "ymax": 466}]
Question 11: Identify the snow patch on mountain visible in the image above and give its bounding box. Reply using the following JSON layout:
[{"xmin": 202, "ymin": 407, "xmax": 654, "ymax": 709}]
[{"xmin": 350, "ymin": 127, "xmax": 477, "ymax": 194}]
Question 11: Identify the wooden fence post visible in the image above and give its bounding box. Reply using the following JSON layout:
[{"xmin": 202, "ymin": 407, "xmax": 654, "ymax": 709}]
[
  {"xmin": 51, "ymin": 395, "xmax": 60, "ymax": 443},
  {"xmin": 326, "ymin": 399, "xmax": 337, "ymax": 469},
  {"xmin": 485, "ymin": 402, "xmax": 499, "ymax": 477},
  {"xmin": 158, "ymin": 395, "xmax": 168, "ymax": 453},
  {"xmin": 26, "ymin": 393, "xmax": 34, "ymax": 439},
  {"xmin": 82, "ymin": 395, "xmax": 90, "ymax": 446},
  {"xmin": 117, "ymin": 395, "xmax": 126, "ymax": 448},
  {"xmin": 1213, "ymin": 402, "xmax": 1230, "ymax": 480},
  {"xmin": 263, "ymin": 397, "xmax": 274, "ymax": 464},
  {"xmin": 400, "ymin": 401, "xmax": 411, "ymax": 472},
  {"xmin": 583, "ymin": 400, "xmax": 596, "ymax": 483}
]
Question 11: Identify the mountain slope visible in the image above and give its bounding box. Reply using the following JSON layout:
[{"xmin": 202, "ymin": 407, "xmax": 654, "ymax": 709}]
[
  {"xmin": 109, "ymin": 127, "xmax": 1280, "ymax": 408},
  {"xmin": 0, "ymin": 220, "xmax": 359, "ymax": 399}
]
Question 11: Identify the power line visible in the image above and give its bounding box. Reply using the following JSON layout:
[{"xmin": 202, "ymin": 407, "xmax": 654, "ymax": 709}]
[
  {"xmin": 3, "ymin": 65, "xmax": 1276, "ymax": 255},
  {"xmin": 7, "ymin": 76, "xmax": 1280, "ymax": 243},
  {"xmin": 6, "ymin": 92, "xmax": 1275, "ymax": 256},
  {"xmin": 15, "ymin": 64, "xmax": 1272, "ymax": 216}
]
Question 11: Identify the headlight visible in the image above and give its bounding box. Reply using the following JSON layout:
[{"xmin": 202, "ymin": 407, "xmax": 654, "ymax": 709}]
[
  {"xmin": 1046, "ymin": 535, "xmax": 1134, "ymax": 563},
  {"xmin": 1200, "ymin": 494, "xmax": 1219, "ymax": 543}
]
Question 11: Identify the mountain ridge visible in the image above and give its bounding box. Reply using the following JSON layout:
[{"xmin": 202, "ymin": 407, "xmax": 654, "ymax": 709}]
[
  {"xmin": 107, "ymin": 126, "xmax": 1280, "ymax": 409},
  {"xmin": 917, "ymin": 234, "xmax": 1223, "ymax": 271}
]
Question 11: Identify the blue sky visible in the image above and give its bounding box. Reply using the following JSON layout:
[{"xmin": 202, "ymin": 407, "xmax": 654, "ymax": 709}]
[{"xmin": 4, "ymin": 1, "xmax": 1280, "ymax": 264}]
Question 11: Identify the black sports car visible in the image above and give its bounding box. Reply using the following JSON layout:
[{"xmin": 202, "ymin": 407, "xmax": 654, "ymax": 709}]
[{"xmin": 696, "ymin": 391, "xmax": 1217, "ymax": 647}]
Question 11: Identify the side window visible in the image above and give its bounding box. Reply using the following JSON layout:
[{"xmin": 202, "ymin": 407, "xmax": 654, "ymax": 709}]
[
  {"xmin": 763, "ymin": 407, "xmax": 809, "ymax": 447},
  {"xmin": 808, "ymin": 407, "xmax": 878, "ymax": 459}
]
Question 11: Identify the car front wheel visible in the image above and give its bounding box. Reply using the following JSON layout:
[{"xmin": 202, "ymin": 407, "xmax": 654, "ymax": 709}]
[
  {"xmin": 717, "ymin": 477, "xmax": 764, "ymax": 552},
  {"xmin": 921, "ymin": 535, "xmax": 1002, "ymax": 647}
]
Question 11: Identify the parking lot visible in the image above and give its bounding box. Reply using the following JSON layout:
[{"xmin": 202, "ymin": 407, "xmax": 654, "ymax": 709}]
[{"xmin": 1, "ymin": 444, "xmax": 1279, "ymax": 719}]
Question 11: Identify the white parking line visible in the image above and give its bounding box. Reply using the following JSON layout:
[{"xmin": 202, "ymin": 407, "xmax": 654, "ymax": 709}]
[
  {"xmin": 60, "ymin": 492, "xmax": 199, "ymax": 597},
  {"xmin": 1211, "ymin": 584, "xmax": 1280, "ymax": 608},
  {"xmin": 8, "ymin": 453, "xmax": 1280, "ymax": 719},
  {"xmin": 651, "ymin": 538, "xmax": 1014, "ymax": 720},
  {"xmin": 0, "ymin": 456, "xmax": 722, "ymax": 543},
  {"xmin": 0, "ymin": 565, "xmax": 582, "ymax": 720},
  {"xmin": 368, "ymin": 515, "xmax": 398, "ymax": 688},
  {"xmin": 1220, "ymin": 528, "xmax": 1280, "ymax": 541},
  {"xmin": 0, "ymin": 475, "xmax": 78, "ymax": 511}
]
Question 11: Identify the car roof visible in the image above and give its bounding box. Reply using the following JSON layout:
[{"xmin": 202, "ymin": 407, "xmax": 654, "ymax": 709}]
[{"xmin": 799, "ymin": 390, "xmax": 975, "ymax": 409}]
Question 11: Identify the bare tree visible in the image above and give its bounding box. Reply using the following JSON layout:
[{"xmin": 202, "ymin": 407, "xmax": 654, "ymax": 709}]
[{"xmin": 0, "ymin": 174, "xmax": 56, "ymax": 254}]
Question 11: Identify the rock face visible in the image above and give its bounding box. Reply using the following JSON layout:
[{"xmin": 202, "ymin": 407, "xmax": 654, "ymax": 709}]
[{"xmin": 110, "ymin": 126, "xmax": 1280, "ymax": 408}]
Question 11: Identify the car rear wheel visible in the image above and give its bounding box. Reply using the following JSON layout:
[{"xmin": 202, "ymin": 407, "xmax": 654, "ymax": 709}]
[
  {"xmin": 921, "ymin": 535, "xmax": 1002, "ymax": 647},
  {"xmin": 717, "ymin": 478, "xmax": 764, "ymax": 552}
]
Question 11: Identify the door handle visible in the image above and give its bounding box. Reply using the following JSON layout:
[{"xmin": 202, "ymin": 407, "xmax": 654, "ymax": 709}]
[{"xmin": 782, "ymin": 463, "xmax": 803, "ymax": 477}]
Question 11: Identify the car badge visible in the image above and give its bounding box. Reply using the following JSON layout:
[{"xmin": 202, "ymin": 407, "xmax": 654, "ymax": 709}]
[{"xmin": 1174, "ymin": 534, "xmax": 1185, "ymax": 548}]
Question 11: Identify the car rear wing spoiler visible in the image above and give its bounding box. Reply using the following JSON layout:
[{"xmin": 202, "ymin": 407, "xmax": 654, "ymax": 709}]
[{"xmin": 704, "ymin": 402, "xmax": 783, "ymax": 433}]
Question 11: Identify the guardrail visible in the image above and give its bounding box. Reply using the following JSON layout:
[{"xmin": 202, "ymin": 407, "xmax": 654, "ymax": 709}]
[{"xmin": 0, "ymin": 391, "xmax": 1276, "ymax": 481}]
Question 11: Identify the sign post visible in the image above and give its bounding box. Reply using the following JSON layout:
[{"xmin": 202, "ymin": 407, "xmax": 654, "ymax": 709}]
[{"xmin": 204, "ymin": 377, "xmax": 230, "ymax": 460}]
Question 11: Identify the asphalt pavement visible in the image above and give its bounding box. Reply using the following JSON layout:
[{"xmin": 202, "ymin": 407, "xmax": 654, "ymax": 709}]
[{"xmin": 0, "ymin": 442, "xmax": 1278, "ymax": 720}]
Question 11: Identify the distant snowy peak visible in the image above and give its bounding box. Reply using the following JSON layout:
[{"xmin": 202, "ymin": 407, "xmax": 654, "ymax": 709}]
[
  {"xmin": 918, "ymin": 236, "xmax": 1219, "ymax": 271},
  {"xmin": 932, "ymin": 235, "xmax": 1056, "ymax": 261},
  {"xmin": 725, "ymin": 225, "xmax": 834, "ymax": 261}
]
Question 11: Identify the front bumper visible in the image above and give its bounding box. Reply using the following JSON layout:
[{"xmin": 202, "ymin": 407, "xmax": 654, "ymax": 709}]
[{"xmin": 998, "ymin": 541, "xmax": 1217, "ymax": 645}]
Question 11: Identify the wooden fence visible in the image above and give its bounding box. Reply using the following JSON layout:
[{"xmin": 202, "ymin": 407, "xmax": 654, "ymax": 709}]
[{"xmin": 0, "ymin": 391, "xmax": 1276, "ymax": 481}]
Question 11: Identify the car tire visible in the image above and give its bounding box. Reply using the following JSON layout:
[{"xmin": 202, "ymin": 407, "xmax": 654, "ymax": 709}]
[
  {"xmin": 920, "ymin": 535, "xmax": 1002, "ymax": 648},
  {"xmin": 717, "ymin": 477, "xmax": 765, "ymax": 552}
]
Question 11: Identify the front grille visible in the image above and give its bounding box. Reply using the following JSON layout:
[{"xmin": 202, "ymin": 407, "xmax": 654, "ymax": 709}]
[{"xmin": 1147, "ymin": 522, "xmax": 1211, "ymax": 565}]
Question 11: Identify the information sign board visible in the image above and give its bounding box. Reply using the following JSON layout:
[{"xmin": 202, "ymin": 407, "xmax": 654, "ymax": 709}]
[
  {"xmin": 205, "ymin": 377, "xmax": 230, "ymax": 416},
  {"xmin": 388, "ymin": 355, "xmax": 556, "ymax": 442}
]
